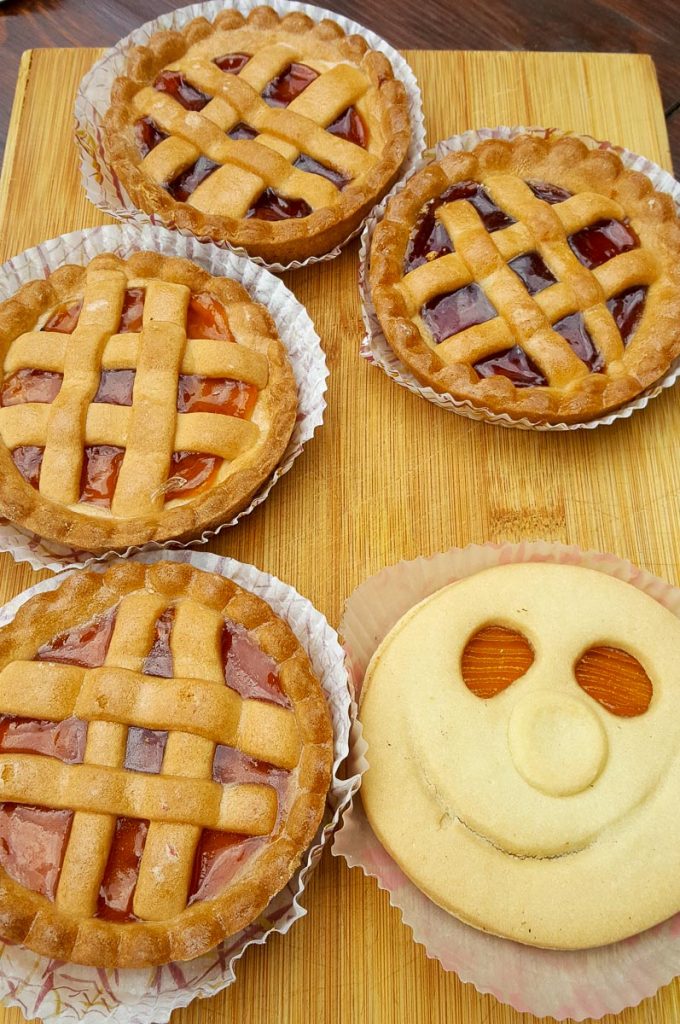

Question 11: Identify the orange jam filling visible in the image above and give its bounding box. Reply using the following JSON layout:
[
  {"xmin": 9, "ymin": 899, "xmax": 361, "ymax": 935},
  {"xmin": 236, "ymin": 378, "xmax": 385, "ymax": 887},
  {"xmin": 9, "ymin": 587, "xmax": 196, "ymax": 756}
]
[
  {"xmin": 96, "ymin": 817, "xmax": 149, "ymax": 922},
  {"xmin": 0, "ymin": 369, "xmax": 62, "ymax": 407},
  {"xmin": 142, "ymin": 607, "xmax": 175, "ymax": 678},
  {"xmin": 36, "ymin": 606, "xmax": 117, "ymax": 668},
  {"xmin": 177, "ymin": 375, "xmax": 257, "ymax": 417},
  {"xmin": 186, "ymin": 293, "xmax": 233, "ymax": 340},
  {"xmin": 461, "ymin": 625, "xmax": 535, "ymax": 698},
  {"xmin": 79, "ymin": 445, "xmax": 125, "ymax": 507},
  {"xmin": 575, "ymin": 646, "xmax": 653, "ymax": 716},
  {"xmin": 163, "ymin": 451, "xmax": 221, "ymax": 502},
  {"xmin": 222, "ymin": 620, "xmax": 291, "ymax": 707},
  {"xmin": 0, "ymin": 805, "xmax": 74, "ymax": 900},
  {"xmin": 0, "ymin": 715, "xmax": 86, "ymax": 764},
  {"xmin": 118, "ymin": 287, "xmax": 145, "ymax": 333},
  {"xmin": 42, "ymin": 299, "xmax": 82, "ymax": 334},
  {"xmin": 11, "ymin": 446, "xmax": 44, "ymax": 488}
]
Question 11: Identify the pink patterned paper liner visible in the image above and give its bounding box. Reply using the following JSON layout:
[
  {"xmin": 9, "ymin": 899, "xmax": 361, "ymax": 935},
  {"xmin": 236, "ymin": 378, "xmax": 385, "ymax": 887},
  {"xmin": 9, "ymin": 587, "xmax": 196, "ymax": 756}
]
[
  {"xmin": 359, "ymin": 125, "xmax": 680, "ymax": 431},
  {"xmin": 0, "ymin": 223, "xmax": 327, "ymax": 572},
  {"xmin": 73, "ymin": 0, "xmax": 426, "ymax": 273},
  {"xmin": 0, "ymin": 548, "xmax": 352, "ymax": 1024},
  {"xmin": 333, "ymin": 541, "xmax": 680, "ymax": 1020}
]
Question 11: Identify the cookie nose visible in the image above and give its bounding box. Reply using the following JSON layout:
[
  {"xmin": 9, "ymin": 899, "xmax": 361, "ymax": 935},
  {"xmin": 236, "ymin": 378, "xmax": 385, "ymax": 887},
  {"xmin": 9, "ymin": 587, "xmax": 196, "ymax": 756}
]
[{"xmin": 508, "ymin": 689, "xmax": 608, "ymax": 796}]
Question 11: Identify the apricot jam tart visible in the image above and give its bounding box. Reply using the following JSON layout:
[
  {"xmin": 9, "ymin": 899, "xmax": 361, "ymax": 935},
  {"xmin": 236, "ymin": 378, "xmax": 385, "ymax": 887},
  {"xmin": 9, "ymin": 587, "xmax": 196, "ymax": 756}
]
[
  {"xmin": 0, "ymin": 251, "xmax": 297, "ymax": 553},
  {"xmin": 369, "ymin": 134, "xmax": 680, "ymax": 423},
  {"xmin": 103, "ymin": 6, "xmax": 411, "ymax": 265},
  {"xmin": 0, "ymin": 560, "xmax": 332, "ymax": 967}
]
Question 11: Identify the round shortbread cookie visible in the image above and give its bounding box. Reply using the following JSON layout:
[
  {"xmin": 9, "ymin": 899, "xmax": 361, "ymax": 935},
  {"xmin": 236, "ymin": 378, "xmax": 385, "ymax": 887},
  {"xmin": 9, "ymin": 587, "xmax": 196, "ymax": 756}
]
[{"xmin": 359, "ymin": 562, "xmax": 680, "ymax": 949}]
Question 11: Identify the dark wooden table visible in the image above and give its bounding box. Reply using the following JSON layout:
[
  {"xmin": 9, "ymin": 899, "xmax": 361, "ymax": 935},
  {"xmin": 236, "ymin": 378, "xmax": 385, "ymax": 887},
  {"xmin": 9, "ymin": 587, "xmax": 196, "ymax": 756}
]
[{"xmin": 0, "ymin": 0, "xmax": 679, "ymax": 166}]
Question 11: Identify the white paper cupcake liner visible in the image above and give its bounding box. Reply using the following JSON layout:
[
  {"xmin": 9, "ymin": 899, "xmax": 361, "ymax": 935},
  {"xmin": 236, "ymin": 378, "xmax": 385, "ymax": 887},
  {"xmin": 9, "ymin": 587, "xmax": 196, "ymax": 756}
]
[
  {"xmin": 73, "ymin": 0, "xmax": 426, "ymax": 273},
  {"xmin": 333, "ymin": 540, "xmax": 680, "ymax": 1019},
  {"xmin": 0, "ymin": 222, "xmax": 326, "ymax": 571},
  {"xmin": 0, "ymin": 547, "xmax": 352, "ymax": 1024},
  {"xmin": 359, "ymin": 125, "xmax": 680, "ymax": 431}
]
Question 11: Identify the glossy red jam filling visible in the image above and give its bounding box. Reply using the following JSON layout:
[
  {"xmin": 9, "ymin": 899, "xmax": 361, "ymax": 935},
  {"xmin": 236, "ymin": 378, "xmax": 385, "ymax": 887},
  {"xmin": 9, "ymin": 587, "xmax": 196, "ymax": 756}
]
[
  {"xmin": 526, "ymin": 181, "xmax": 572, "ymax": 204},
  {"xmin": 405, "ymin": 182, "xmax": 513, "ymax": 273},
  {"xmin": 213, "ymin": 52, "xmax": 251, "ymax": 74},
  {"xmin": 11, "ymin": 446, "xmax": 43, "ymax": 489},
  {"xmin": 246, "ymin": 188, "xmax": 312, "ymax": 221},
  {"xmin": 36, "ymin": 606, "xmax": 117, "ymax": 668},
  {"xmin": 96, "ymin": 817, "xmax": 149, "ymax": 922},
  {"xmin": 294, "ymin": 153, "xmax": 349, "ymax": 190},
  {"xmin": 0, "ymin": 369, "xmax": 62, "ymax": 406},
  {"xmin": 124, "ymin": 727, "xmax": 168, "ymax": 774},
  {"xmin": 186, "ymin": 292, "xmax": 232, "ymax": 340},
  {"xmin": 553, "ymin": 312, "xmax": 604, "ymax": 372},
  {"xmin": 575, "ymin": 646, "xmax": 653, "ymax": 717},
  {"xmin": 508, "ymin": 251, "xmax": 556, "ymax": 295},
  {"xmin": 42, "ymin": 299, "xmax": 82, "ymax": 334},
  {"xmin": 0, "ymin": 715, "xmax": 86, "ymax": 764},
  {"xmin": 326, "ymin": 106, "xmax": 367, "ymax": 148},
  {"xmin": 0, "ymin": 805, "xmax": 74, "ymax": 900},
  {"xmin": 568, "ymin": 219, "xmax": 639, "ymax": 270},
  {"xmin": 94, "ymin": 369, "xmax": 135, "ymax": 406},
  {"xmin": 606, "ymin": 286, "xmax": 646, "ymax": 346},
  {"xmin": 164, "ymin": 451, "xmax": 221, "ymax": 502},
  {"xmin": 177, "ymin": 375, "xmax": 258, "ymax": 418},
  {"xmin": 143, "ymin": 607, "xmax": 175, "ymax": 678},
  {"xmin": 135, "ymin": 117, "xmax": 169, "ymax": 158},
  {"xmin": 422, "ymin": 283, "xmax": 497, "ymax": 345},
  {"xmin": 154, "ymin": 70, "xmax": 210, "ymax": 111},
  {"xmin": 166, "ymin": 156, "xmax": 220, "ymax": 202},
  {"xmin": 262, "ymin": 62, "xmax": 318, "ymax": 107},
  {"xmin": 474, "ymin": 346, "xmax": 548, "ymax": 388},
  {"xmin": 118, "ymin": 287, "xmax": 145, "ymax": 333},
  {"xmin": 228, "ymin": 122, "xmax": 258, "ymax": 141},
  {"xmin": 79, "ymin": 445, "xmax": 125, "ymax": 508},
  {"xmin": 222, "ymin": 621, "xmax": 290, "ymax": 707}
]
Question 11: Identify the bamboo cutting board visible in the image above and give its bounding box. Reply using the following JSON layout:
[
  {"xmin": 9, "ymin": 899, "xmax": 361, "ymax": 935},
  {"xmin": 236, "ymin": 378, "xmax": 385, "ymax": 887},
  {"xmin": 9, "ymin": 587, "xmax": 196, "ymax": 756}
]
[{"xmin": 0, "ymin": 46, "xmax": 678, "ymax": 1024}]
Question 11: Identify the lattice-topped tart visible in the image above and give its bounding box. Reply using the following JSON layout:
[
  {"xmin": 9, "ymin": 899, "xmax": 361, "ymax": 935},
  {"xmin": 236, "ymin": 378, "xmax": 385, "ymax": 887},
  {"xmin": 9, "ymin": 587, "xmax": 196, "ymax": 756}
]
[
  {"xmin": 103, "ymin": 6, "xmax": 412, "ymax": 264},
  {"xmin": 0, "ymin": 251, "xmax": 297, "ymax": 552},
  {"xmin": 0, "ymin": 560, "xmax": 332, "ymax": 966},
  {"xmin": 369, "ymin": 134, "xmax": 680, "ymax": 423}
]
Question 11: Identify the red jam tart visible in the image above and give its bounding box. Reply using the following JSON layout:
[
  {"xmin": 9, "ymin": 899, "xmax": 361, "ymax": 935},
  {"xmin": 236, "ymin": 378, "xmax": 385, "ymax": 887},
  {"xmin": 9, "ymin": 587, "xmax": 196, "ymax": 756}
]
[
  {"xmin": 369, "ymin": 134, "xmax": 680, "ymax": 423},
  {"xmin": 103, "ymin": 6, "xmax": 412, "ymax": 264},
  {"xmin": 0, "ymin": 251, "xmax": 297, "ymax": 553},
  {"xmin": 0, "ymin": 561, "xmax": 333, "ymax": 967}
]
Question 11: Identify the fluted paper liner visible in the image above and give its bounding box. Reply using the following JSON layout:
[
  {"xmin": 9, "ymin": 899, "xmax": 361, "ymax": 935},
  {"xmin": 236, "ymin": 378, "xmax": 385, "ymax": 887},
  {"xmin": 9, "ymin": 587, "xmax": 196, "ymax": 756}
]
[
  {"xmin": 333, "ymin": 541, "xmax": 680, "ymax": 1019},
  {"xmin": 0, "ymin": 548, "xmax": 351, "ymax": 1023},
  {"xmin": 0, "ymin": 223, "xmax": 327, "ymax": 571},
  {"xmin": 74, "ymin": 0, "xmax": 426, "ymax": 273},
  {"xmin": 359, "ymin": 126, "xmax": 680, "ymax": 430}
]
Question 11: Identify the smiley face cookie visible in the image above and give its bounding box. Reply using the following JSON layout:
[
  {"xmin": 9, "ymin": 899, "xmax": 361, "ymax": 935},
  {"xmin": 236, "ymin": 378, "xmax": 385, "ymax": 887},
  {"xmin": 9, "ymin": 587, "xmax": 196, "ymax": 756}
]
[{"xmin": 359, "ymin": 562, "xmax": 680, "ymax": 949}]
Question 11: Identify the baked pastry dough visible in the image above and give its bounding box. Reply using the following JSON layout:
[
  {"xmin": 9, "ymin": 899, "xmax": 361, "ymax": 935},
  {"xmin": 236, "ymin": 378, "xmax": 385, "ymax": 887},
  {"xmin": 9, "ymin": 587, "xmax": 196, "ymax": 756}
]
[
  {"xmin": 360, "ymin": 562, "xmax": 680, "ymax": 948},
  {"xmin": 104, "ymin": 6, "xmax": 412, "ymax": 263},
  {"xmin": 0, "ymin": 560, "xmax": 332, "ymax": 966},
  {"xmin": 369, "ymin": 134, "xmax": 680, "ymax": 423},
  {"xmin": 0, "ymin": 251, "xmax": 297, "ymax": 552}
]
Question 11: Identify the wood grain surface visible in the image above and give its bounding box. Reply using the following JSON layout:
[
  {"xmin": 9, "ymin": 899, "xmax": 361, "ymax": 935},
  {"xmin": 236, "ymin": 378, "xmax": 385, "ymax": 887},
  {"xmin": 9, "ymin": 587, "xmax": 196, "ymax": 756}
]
[
  {"xmin": 1, "ymin": 0, "xmax": 679, "ymax": 167},
  {"xmin": 0, "ymin": 46, "xmax": 679, "ymax": 1024}
]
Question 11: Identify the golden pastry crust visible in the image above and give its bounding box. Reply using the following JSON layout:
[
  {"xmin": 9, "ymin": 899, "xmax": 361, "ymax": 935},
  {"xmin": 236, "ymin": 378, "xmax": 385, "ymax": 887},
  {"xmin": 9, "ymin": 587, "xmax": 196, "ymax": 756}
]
[
  {"xmin": 359, "ymin": 563, "xmax": 680, "ymax": 949},
  {"xmin": 0, "ymin": 251, "xmax": 297, "ymax": 552},
  {"xmin": 104, "ymin": 6, "xmax": 412, "ymax": 264},
  {"xmin": 0, "ymin": 560, "xmax": 333, "ymax": 967},
  {"xmin": 370, "ymin": 134, "xmax": 680, "ymax": 423}
]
